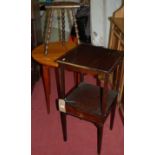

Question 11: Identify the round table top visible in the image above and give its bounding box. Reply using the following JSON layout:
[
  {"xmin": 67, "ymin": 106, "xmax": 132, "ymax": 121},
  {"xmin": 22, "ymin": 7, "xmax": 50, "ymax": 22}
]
[{"xmin": 32, "ymin": 42, "xmax": 77, "ymax": 68}]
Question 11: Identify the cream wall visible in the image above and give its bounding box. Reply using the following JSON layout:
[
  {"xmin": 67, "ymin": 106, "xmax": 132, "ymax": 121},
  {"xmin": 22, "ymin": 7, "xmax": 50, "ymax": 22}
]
[{"xmin": 90, "ymin": 0, "xmax": 122, "ymax": 47}]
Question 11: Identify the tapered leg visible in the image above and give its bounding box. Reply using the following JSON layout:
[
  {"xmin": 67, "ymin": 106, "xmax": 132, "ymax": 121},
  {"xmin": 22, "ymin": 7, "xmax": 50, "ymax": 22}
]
[
  {"xmin": 74, "ymin": 72, "xmax": 79, "ymax": 86},
  {"xmin": 57, "ymin": 65, "xmax": 67, "ymax": 141},
  {"xmin": 42, "ymin": 65, "xmax": 51, "ymax": 113},
  {"xmin": 60, "ymin": 112, "xmax": 67, "ymax": 141},
  {"xmin": 80, "ymin": 73, "xmax": 84, "ymax": 82},
  {"xmin": 110, "ymin": 98, "xmax": 117, "ymax": 130},
  {"xmin": 112, "ymin": 67, "xmax": 117, "ymax": 90},
  {"xmin": 97, "ymin": 124, "xmax": 103, "ymax": 155},
  {"xmin": 96, "ymin": 78, "xmax": 101, "ymax": 86},
  {"xmin": 74, "ymin": 72, "xmax": 84, "ymax": 86},
  {"xmin": 55, "ymin": 68, "xmax": 61, "ymax": 97}
]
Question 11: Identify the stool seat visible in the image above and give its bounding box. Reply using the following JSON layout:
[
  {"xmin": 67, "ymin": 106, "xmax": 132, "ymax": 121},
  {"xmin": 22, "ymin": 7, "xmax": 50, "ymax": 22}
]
[
  {"xmin": 45, "ymin": 2, "xmax": 80, "ymax": 9},
  {"xmin": 32, "ymin": 41, "xmax": 76, "ymax": 67}
]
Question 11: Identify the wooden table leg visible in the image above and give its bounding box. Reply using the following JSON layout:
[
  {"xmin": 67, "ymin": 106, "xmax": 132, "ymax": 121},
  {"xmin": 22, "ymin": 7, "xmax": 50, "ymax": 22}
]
[
  {"xmin": 42, "ymin": 65, "xmax": 51, "ymax": 113},
  {"xmin": 57, "ymin": 65, "xmax": 67, "ymax": 141},
  {"xmin": 74, "ymin": 72, "xmax": 84, "ymax": 86}
]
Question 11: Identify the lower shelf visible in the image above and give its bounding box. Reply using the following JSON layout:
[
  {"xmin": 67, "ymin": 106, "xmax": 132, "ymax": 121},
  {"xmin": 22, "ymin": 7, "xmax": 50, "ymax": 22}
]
[{"xmin": 64, "ymin": 82, "xmax": 117, "ymax": 118}]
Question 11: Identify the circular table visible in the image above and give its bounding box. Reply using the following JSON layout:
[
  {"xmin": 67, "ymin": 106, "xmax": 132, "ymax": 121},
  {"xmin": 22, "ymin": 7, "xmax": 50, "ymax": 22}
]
[{"xmin": 32, "ymin": 41, "xmax": 76, "ymax": 113}]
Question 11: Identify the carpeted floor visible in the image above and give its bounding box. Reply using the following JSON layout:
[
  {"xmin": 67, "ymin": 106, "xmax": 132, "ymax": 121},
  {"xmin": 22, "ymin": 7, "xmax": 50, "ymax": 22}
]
[{"xmin": 31, "ymin": 69, "xmax": 124, "ymax": 155}]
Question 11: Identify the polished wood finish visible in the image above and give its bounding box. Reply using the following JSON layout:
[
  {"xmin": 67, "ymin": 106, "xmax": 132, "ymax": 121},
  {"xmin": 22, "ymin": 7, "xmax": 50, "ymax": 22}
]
[
  {"xmin": 57, "ymin": 44, "xmax": 123, "ymax": 74},
  {"xmin": 109, "ymin": 17, "xmax": 124, "ymax": 50},
  {"xmin": 110, "ymin": 18, "xmax": 124, "ymax": 34},
  {"xmin": 108, "ymin": 3, "xmax": 124, "ymax": 122},
  {"xmin": 45, "ymin": 2, "xmax": 80, "ymax": 9},
  {"xmin": 60, "ymin": 112, "xmax": 67, "ymax": 141},
  {"xmin": 57, "ymin": 44, "xmax": 123, "ymax": 154},
  {"xmin": 32, "ymin": 42, "xmax": 76, "ymax": 67},
  {"xmin": 110, "ymin": 97, "xmax": 117, "ymax": 130},
  {"xmin": 97, "ymin": 124, "xmax": 103, "ymax": 155},
  {"xmin": 42, "ymin": 65, "xmax": 51, "ymax": 113},
  {"xmin": 32, "ymin": 42, "xmax": 76, "ymax": 112}
]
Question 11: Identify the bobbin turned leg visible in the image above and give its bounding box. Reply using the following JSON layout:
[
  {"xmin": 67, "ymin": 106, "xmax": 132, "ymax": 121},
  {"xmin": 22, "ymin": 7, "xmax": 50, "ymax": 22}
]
[
  {"xmin": 44, "ymin": 9, "xmax": 53, "ymax": 55},
  {"xmin": 71, "ymin": 9, "xmax": 80, "ymax": 45}
]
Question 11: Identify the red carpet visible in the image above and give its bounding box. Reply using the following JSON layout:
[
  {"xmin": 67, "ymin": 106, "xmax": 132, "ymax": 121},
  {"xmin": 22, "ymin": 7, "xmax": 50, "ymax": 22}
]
[{"xmin": 32, "ymin": 69, "xmax": 124, "ymax": 155}]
